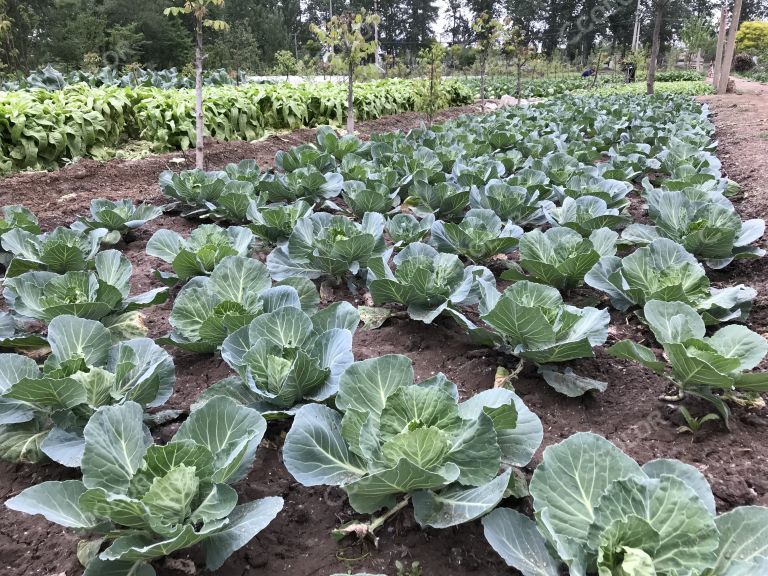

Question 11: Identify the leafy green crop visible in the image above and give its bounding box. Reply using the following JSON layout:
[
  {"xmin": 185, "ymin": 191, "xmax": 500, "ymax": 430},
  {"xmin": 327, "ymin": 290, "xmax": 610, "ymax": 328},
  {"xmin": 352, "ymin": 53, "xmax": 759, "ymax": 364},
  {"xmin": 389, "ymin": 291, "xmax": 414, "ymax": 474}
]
[
  {"xmin": 267, "ymin": 212, "xmax": 385, "ymax": 280},
  {"xmin": 503, "ymin": 227, "xmax": 618, "ymax": 290},
  {"xmin": 146, "ymin": 224, "xmax": 254, "ymax": 285},
  {"xmin": 544, "ymin": 195, "xmax": 631, "ymax": 235},
  {"xmin": 283, "ymin": 354, "xmax": 542, "ymax": 527},
  {"xmin": 6, "ymin": 398, "xmax": 283, "ymax": 575},
  {"xmin": 246, "ymin": 199, "xmax": 313, "ymax": 245},
  {"xmin": 159, "ymin": 256, "xmax": 318, "ymax": 353},
  {"xmin": 623, "ymin": 190, "xmax": 765, "ymax": 268},
  {"xmin": 342, "ymin": 180, "xmax": 401, "ymax": 218},
  {"xmin": 0, "ymin": 315, "xmax": 174, "ymax": 464},
  {"xmin": 0, "ymin": 205, "xmax": 40, "ymax": 269},
  {"xmin": 3, "ymin": 250, "xmax": 167, "ymax": 335},
  {"xmin": 385, "ymin": 214, "xmax": 434, "ymax": 247},
  {"xmin": 367, "ymin": 242, "xmax": 493, "ymax": 326},
  {"xmin": 404, "ymin": 181, "xmax": 469, "ymax": 221},
  {"xmin": 1, "ymin": 225, "xmax": 106, "ymax": 277},
  {"xmin": 483, "ymin": 432, "xmax": 768, "ymax": 576},
  {"xmin": 586, "ymin": 238, "xmax": 755, "ymax": 324},
  {"xmin": 608, "ymin": 300, "xmax": 768, "ymax": 422},
  {"xmin": 469, "ymin": 180, "xmax": 552, "ymax": 227},
  {"xmin": 159, "ymin": 169, "xmax": 227, "ymax": 215},
  {"xmin": 73, "ymin": 199, "xmax": 163, "ymax": 244},
  {"xmin": 431, "ymin": 209, "xmax": 522, "ymax": 263},
  {"xmin": 208, "ymin": 301, "xmax": 360, "ymax": 417}
]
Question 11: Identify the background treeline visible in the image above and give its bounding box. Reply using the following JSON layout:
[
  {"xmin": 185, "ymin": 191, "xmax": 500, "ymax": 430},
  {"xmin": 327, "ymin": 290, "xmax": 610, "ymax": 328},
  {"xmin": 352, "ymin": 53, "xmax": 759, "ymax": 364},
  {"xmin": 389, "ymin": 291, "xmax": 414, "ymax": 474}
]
[{"xmin": 1, "ymin": 0, "xmax": 767, "ymax": 74}]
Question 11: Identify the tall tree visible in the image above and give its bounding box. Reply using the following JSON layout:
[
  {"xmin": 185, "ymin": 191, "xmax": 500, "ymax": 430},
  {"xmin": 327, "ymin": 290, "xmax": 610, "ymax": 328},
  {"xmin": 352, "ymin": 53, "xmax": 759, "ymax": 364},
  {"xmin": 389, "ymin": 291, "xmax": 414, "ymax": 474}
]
[{"xmin": 165, "ymin": 0, "xmax": 229, "ymax": 169}]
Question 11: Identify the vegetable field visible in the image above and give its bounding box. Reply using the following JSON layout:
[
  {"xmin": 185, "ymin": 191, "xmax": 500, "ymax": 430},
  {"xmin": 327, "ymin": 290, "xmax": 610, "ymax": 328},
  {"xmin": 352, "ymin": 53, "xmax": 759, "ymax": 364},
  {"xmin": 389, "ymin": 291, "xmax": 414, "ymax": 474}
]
[
  {"xmin": 1, "ymin": 85, "xmax": 768, "ymax": 576},
  {"xmin": 0, "ymin": 79, "xmax": 473, "ymax": 173}
]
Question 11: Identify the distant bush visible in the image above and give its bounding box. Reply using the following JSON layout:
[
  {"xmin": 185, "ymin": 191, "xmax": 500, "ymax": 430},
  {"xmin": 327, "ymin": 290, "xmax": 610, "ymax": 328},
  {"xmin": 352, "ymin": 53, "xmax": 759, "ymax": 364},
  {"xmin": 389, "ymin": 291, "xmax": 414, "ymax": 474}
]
[{"xmin": 733, "ymin": 53, "xmax": 756, "ymax": 72}]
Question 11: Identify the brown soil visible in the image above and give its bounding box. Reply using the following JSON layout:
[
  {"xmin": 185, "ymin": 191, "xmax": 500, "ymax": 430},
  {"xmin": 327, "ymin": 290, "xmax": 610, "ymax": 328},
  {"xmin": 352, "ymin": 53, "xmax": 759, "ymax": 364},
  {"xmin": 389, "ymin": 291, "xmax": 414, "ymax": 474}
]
[{"xmin": 2, "ymin": 92, "xmax": 768, "ymax": 576}]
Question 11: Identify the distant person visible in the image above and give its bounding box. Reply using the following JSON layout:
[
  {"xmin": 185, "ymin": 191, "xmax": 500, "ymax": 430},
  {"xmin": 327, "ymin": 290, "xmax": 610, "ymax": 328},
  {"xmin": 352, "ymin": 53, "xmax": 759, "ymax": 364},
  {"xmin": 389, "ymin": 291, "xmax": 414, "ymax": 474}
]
[
  {"xmin": 582, "ymin": 67, "xmax": 595, "ymax": 77},
  {"xmin": 622, "ymin": 61, "xmax": 636, "ymax": 83}
]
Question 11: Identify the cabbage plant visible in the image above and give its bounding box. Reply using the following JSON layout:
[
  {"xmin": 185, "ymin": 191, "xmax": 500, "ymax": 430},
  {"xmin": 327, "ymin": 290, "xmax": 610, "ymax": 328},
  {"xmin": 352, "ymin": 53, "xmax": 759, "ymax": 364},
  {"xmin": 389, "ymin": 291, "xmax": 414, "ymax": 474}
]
[
  {"xmin": 586, "ymin": 238, "xmax": 755, "ymax": 324},
  {"xmin": 159, "ymin": 256, "xmax": 318, "ymax": 353},
  {"xmin": 159, "ymin": 168, "xmax": 226, "ymax": 213},
  {"xmin": 475, "ymin": 280, "xmax": 610, "ymax": 365},
  {"xmin": 431, "ymin": 209, "xmax": 522, "ymax": 263},
  {"xmin": 0, "ymin": 205, "xmax": 40, "ymax": 268},
  {"xmin": 209, "ymin": 180, "xmax": 262, "ymax": 222},
  {"xmin": 469, "ymin": 180, "xmax": 552, "ymax": 227},
  {"xmin": 146, "ymin": 224, "xmax": 253, "ymax": 285},
  {"xmin": 246, "ymin": 199, "xmax": 313, "ymax": 245},
  {"xmin": 316, "ymin": 125, "xmax": 371, "ymax": 160},
  {"xmin": 556, "ymin": 174, "xmax": 632, "ymax": 210},
  {"xmin": 6, "ymin": 398, "xmax": 283, "ymax": 576},
  {"xmin": 1, "ymin": 226, "xmax": 107, "ymax": 277},
  {"xmin": 214, "ymin": 301, "xmax": 359, "ymax": 417},
  {"xmin": 342, "ymin": 180, "xmax": 400, "ymax": 217},
  {"xmin": 275, "ymin": 143, "xmax": 336, "ymax": 173},
  {"xmin": 544, "ymin": 195, "xmax": 630, "ymax": 235},
  {"xmin": 73, "ymin": 198, "xmax": 163, "ymax": 244},
  {"xmin": 283, "ymin": 354, "xmax": 542, "ymax": 536},
  {"xmin": 267, "ymin": 212, "xmax": 385, "ymax": 281},
  {"xmin": 502, "ymin": 227, "xmax": 618, "ymax": 291},
  {"xmin": 608, "ymin": 300, "xmax": 768, "ymax": 422},
  {"xmin": 3, "ymin": 250, "xmax": 167, "ymax": 334},
  {"xmin": 622, "ymin": 190, "xmax": 765, "ymax": 269},
  {"xmin": 483, "ymin": 432, "xmax": 768, "ymax": 576},
  {"xmin": 403, "ymin": 180, "xmax": 469, "ymax": 221},
  {"xmin": 0, "ymin": 315, "xmax": 174, "ymax": 465},
  {"xmin": 367, "ymin": 243, "xmax": 493, "ymax": 326},
  {"xmin": 385, "ymin": 213, "xmax": 434, "ymax": 247},
  {"xmin": 260, "ymin": 166, "xmax": 343, "ymax": 203}
]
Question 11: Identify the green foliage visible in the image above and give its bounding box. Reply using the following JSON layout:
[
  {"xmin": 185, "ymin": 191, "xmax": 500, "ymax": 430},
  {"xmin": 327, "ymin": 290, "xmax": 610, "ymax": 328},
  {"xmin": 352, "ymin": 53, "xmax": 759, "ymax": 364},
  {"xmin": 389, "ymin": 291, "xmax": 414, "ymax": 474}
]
[
  {"xmin": 0, "ymin": 315, "xmax": 174, "ymax": 465},
  {"xmin": 6, "ymin": 398, "xmax": 283, "ymax": 574},
  {"xmin": 283, "ymin": 354, "xmax": 542, "ymax": 522},
  {"xmin": 430, "ymin": 209, "xmax": 522, "ymax": 263},
  {"xmin": 503, "ymin": 227, "xmax": 617, "ymax": 291},
  {"xmin": 608, "ymin": 300, "xmax": 768, "ymax": 423},
  {"xmin": 3, "ymin": 250, "xmax": 168, "ymax": 329},
  {"xmin": 484, "ymin": 432, "xmax": 768, "ymax": 576},
  {"xmin": 73, "ymin": 199, "xmax": 163, "ymax": 244},
  {"xmin": 210, "ymin": 300, "xmax": 359, "ymax": 416},
  {"xmin": 736, "ymin": 21, "xmax": 768, "ymax": 54},
  {"xmin": 367, "ymin": 242, "xmax": 494, "ymax": 326},
  {"xmin": 1, "ymin": 226, "xmax": 106, "ymax": 277},
  {"xmin": 146, "ymin": 224, "xmax": 254, "ymax": 285},
  {"xmin": 586, "ymin": 237, "xmax": 755, "ymax": 324},
  {"xmin": 474, "ymin": 279, "xmax": 610, "ymax": 367},
  {"xmin": 267, "ymin": 212, "xmax": 385, "ymax": 281},
  {"xmin": 158, "ymin": 255, "xmax": 318, "ymax": 353},
  {"xmin": 273, "ymin": 50, "xmax": 298, "ymax": 78}
]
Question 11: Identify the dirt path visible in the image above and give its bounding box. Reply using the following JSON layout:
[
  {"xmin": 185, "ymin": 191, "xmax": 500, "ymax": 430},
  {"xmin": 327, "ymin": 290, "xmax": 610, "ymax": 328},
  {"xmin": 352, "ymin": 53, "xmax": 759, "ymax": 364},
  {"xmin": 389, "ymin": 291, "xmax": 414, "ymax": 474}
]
[{"xmin": 1, "ymin": 92, "xmax": 768, "ymax": 576}]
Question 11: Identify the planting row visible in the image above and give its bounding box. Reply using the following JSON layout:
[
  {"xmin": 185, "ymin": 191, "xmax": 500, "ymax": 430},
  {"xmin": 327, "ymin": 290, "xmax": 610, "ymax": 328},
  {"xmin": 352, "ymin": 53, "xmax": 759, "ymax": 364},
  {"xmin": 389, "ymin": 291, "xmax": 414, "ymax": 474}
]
[
  {"xmin": 0, "ymin": 78, "xmax": 474, "ymax": 173},
  {"xmin": 1, "ymin": 93, "xmax": 767, "ymax": 575}
]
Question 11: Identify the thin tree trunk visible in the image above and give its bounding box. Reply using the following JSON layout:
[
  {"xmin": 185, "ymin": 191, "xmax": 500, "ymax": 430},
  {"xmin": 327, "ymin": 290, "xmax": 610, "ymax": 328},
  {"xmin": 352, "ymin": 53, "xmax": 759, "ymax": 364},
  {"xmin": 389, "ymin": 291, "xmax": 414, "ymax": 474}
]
[
  {"xmin": 195, "ymin": 20, "xmax": 205, "ymax": 170},
  {"xmin": 713, "ymin": 3, "xmax": 728, "ymax": 88},
  {"xmin": 695, "ymin": 48, "xmax": 702, "ymax": 72},
  {"xmin": 347, "ymin": 59, "xmax": 354, "ymax": 134},
  {"xmin": 480, "ymin": 55, "xmax": 486, "ymax": 104},
  {"xmin": 717, "ymin": 0, "xmax": 743, "ymax": 94},
  {"xmin": 646, "ymin": 1, "xmax": 663, "ymax": 95}
]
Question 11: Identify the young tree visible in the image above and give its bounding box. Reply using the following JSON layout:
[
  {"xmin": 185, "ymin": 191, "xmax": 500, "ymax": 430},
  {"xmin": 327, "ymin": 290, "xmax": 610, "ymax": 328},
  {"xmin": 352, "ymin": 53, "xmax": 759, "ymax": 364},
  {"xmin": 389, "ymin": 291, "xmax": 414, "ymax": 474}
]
[
  {"xmin": 311, "ymin": 11, "xmax": 380, "ymax": 134},
  {"xmin": 501, "ymin": 20, "xmax": 530, "ymax": 103},
  {"xmin": 471, "ymin": 11, "xmax": 502, "ymax": 104},
  {"xmin": 417, "ymin": 42, "xmax": 447, "ymax": 125},
  {"xmin": 274, "ymin": 49, "xmax": 298, "ymax": 79},
  {"xmin": 164, "ymin": 0, "xmax": 229, "ymax": 169},
  {"xmin": 680, "ymin": 16, "xmax": 715, "ymax": 71}
]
